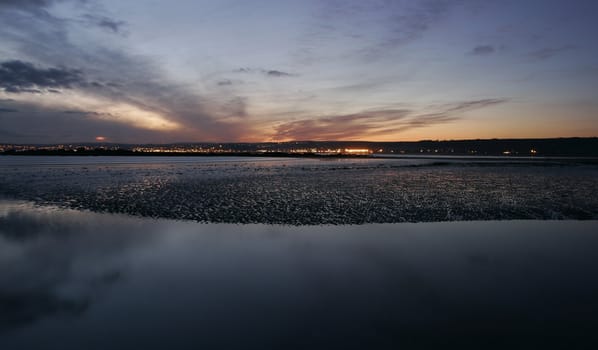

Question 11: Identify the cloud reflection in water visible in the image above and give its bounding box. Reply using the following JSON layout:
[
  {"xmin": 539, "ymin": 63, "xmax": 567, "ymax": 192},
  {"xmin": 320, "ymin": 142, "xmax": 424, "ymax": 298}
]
[{"xmin": 1, "ymin": 200, "xmax": 598, "ymax": 349}]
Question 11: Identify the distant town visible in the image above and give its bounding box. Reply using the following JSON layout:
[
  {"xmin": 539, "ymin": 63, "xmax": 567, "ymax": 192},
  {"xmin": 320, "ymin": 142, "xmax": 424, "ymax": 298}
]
[{"xmin": 1, "ymin": 137, "xmax": 597, "ymax": 157}]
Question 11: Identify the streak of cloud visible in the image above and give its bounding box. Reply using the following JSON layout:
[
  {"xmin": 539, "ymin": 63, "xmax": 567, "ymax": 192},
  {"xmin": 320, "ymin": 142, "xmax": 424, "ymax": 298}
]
[
  {"xmin": 308, "ymin": 0, "xmax": 462, "ymax": 62},
  {"xmin": 273, "ymin": 109, "xmax": 410, "ymax": 141},
  {"xmin": 82, "ymin": 14, "xmax": 126, "ymax": 33},
  {"xmin": 528, "ymin": 46, "xmax": 575, "ymax": 60},
  {"xmin": 442, "ymin": 99, "xmax": 508, "ymax": 112},
  {"xmin": 470, "ymin": 45, "xmax": 495, "ymax": 56},
  {"xmin": 272, "ymin": 99, "xmax": 508, "ymax": 141},
  {"xmin": 266, "ymin": 70, "xmax": 294, "ymax": 77},
  {"xmin": 233, "ymin": 68, "xmax": 297, "ymax": 77}
]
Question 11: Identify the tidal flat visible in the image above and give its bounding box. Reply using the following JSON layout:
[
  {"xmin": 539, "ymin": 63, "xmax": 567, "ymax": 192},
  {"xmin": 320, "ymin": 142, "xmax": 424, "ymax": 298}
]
[
  {"xmin": 2, "ymin": 157, "xmax": 598, "ymax": 348},
  {"xmin": 0, "ymin": 156, "xmax": 597, "ymax": 224}
]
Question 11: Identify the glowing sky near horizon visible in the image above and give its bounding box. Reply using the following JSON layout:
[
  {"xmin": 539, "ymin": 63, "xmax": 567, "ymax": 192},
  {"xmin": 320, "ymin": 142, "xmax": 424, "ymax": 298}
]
[{"xmin": 1, "ymin": 0, "xmax": 597, "ymax": 143}]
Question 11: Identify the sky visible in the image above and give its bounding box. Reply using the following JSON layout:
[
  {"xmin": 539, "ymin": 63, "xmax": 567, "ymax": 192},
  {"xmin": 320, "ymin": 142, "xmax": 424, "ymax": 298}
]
[{"xmin": 0, "ymin": 0, "xmax": 597, "ymax": 143}]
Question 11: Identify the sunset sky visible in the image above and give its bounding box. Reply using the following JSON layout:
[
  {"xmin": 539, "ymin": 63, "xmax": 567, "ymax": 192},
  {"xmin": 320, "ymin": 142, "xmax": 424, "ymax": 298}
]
[{"xmin": 1, "ymin": 0, "xmax": 597, "ymax": 143}]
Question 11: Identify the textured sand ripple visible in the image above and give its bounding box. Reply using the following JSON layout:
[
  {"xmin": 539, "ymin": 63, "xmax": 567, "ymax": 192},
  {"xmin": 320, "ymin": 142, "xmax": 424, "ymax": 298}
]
[{"xmin": 1, "ymin": 158, "xmax": 597, "ymax": 224}]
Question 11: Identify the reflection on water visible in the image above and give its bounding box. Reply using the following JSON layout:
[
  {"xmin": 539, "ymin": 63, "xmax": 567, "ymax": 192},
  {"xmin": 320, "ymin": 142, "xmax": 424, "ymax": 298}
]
[
  {"xmin": 0, "ymin": 155, "xmax": 301, "ymax": 166},
  {"xmin": 1, "ymin": 200, "xmax": 598, "ymax": 349}
]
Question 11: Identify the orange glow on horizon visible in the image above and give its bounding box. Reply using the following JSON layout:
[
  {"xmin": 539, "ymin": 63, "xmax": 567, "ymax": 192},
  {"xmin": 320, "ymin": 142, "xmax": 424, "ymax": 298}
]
[{"xmin": 343, "ymin": 148, "xmax": 372, "ymax": 154}]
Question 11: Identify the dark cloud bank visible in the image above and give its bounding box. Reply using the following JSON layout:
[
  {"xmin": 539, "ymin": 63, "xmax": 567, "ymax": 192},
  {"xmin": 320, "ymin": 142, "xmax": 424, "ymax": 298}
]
[{"xmin": 0, "ymin": 60, "xmax": 83, "ymax": 93}]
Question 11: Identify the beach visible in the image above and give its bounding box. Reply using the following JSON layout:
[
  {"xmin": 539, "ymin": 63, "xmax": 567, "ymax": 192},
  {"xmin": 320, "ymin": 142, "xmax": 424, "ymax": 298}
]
[{"xmin": 1, "ymin": 156, "xmax": 597, "ymax": 224}]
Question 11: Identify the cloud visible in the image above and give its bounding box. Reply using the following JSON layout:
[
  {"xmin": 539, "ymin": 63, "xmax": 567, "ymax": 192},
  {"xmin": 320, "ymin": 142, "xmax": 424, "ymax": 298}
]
[
  {"xmin": 528, "ymin": 46, "xmax": 575, "ymax": 60},
  {"xmin": 0, "ymin": 101, "xmax": 183, "ymax": 143},
  {"xmin": 309, "ymin": 0, "xmax": 462, "ymax": 61},
  {"xmin": 0, "ymin": 107, "xmax": 18, "ymax": 112},
  {"xmin": 233, "ymin": 68, "xmax": 296, "ymax": 77},
  {"xmin": 62, "ymin": 109, "xmax": 89, "ymax": 114},
  {"xmin": 272, "ymin": 99, "xmax": 508, "ymax": 141},
  {"xmin": 0, "ymin": 4, "xmax": 255, "ymax": 142},
  {"xmin": 0, "ymin": 0, "xmax": 83, "ymax": 13},
  {"xmin": 217, "ymin": 79, "xmax": 233, "ymax": 86},
  {"xmin": 273, "ymin": 109, "xmax": 411, "ymax": 140},
  {"xmin": 471, "ymin": 45, "xmax": 495, "ymax": 56},
  {"xmin": 265, "ymin": 70, "xmax": 293, "ymax": 77},
  {"xmin": 0, "ymin": 60, "xmax": 84, "ymax": 93},
  {"xmin": 443, "ymin": 99, "xmax": 508, "ymax": 112},
  {"xmin": 221, "ymin": 96, "xmax": 248, "ymax": 119},
  {"xmin": 82, "ymin": 14, "xmax": 126, "ymax": 33},
  {"xmin": 0, "ymin": 0, "xmax": 54, "ymax": 8}
]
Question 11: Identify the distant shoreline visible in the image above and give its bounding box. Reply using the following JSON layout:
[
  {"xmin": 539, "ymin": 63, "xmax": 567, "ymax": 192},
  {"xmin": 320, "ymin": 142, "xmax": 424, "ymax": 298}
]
[
  {"xmin": 2, "ymin": 137, "xmax": 598, "ymax": 157},
  {"xmin": 0, "ymin": 150, "xmax": 375, "ymax": 158},
  {"xmin": 2, "ymin": 151, "xmax": 598, "ymax": 160},
  {"xmin": 3, "ymin": 152, "xmax": 598, "ymax": 168}
]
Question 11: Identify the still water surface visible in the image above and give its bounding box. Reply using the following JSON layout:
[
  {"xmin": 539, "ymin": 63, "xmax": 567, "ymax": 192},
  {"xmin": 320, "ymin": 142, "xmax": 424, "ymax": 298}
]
[{"xmin": 1, "ymin": 200, "xmax": 598, "ymax": 349}]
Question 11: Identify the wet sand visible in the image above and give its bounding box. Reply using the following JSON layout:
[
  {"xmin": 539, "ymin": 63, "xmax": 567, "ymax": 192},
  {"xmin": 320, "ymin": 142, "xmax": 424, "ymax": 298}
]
[{"xmin": 1, "ymin": 156, "xmax": 597, "ymax": 224}]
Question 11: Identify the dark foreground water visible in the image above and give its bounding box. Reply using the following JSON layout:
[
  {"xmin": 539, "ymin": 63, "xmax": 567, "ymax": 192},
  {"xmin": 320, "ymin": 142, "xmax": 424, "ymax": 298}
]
[{"xmin": 1, "ymin": 201, "xmax": 598, "ymax": 349}]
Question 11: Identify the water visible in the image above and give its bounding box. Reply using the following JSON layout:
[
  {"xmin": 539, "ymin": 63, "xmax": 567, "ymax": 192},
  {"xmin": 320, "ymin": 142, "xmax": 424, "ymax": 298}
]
[
  {"xmin": 0, "ymin": 155, "xmax": 299, "ymax": 168},
  {"xmin": 1, "ymin": 200, "xmax": 598, "ymax": 349}
]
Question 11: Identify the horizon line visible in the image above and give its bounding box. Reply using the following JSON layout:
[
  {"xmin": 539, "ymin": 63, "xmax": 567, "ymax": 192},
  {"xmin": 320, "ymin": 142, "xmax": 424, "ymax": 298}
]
[{"xmin": 2, "ymin": 136, "xmax": 598, "ymax": 146}]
